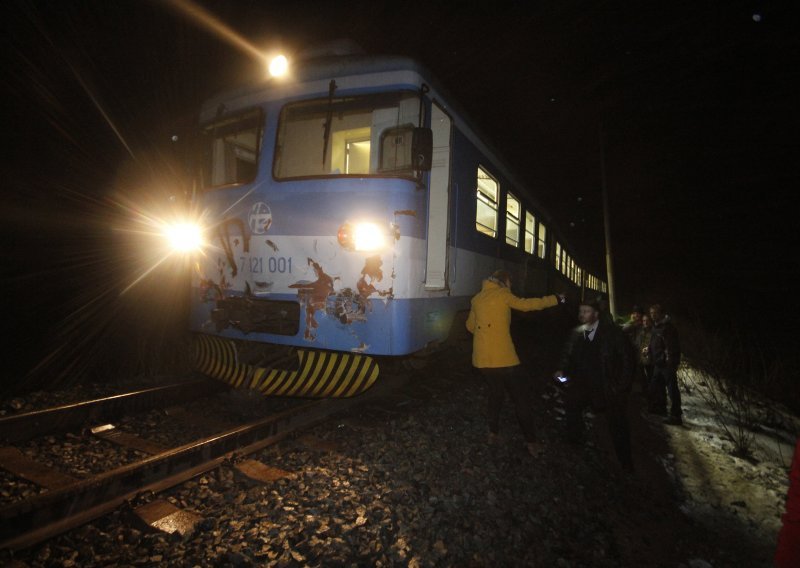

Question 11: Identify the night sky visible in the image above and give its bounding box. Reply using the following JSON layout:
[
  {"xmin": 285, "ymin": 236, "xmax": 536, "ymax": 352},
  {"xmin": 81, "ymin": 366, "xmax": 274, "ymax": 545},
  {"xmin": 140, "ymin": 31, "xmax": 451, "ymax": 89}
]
[{"xmin": 2, "ymin": 0, "xmax": 798, "ymax": 387}]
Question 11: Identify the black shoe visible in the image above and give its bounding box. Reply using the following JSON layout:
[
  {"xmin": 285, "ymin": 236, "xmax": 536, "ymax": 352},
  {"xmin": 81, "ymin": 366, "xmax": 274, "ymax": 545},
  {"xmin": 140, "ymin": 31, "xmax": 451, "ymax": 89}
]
[{"xmin": 663, "ymin": 416, "xmax": 683, "ymax": 426}]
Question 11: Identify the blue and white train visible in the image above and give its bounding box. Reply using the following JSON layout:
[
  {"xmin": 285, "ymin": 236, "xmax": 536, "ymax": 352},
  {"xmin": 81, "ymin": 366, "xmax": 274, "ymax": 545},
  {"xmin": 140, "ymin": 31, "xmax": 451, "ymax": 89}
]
[{"xmin": 187, "ymin": 43, "xmax": 606, "ymax": 397}]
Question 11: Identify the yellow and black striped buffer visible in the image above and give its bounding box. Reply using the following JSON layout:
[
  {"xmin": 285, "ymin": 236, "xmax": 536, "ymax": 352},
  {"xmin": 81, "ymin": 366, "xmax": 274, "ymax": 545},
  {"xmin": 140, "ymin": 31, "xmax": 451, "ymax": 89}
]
[{"xmin": 193, "ymin": 334, "xmax": 379, "ymax": 398}]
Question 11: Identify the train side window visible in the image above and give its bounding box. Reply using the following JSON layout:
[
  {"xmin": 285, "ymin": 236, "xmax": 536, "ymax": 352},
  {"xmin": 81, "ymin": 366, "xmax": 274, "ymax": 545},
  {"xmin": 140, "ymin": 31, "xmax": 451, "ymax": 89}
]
[
  {"xmin": 475, "ymin": 166, "xmax": 498, "ymax": 238},
  {"xmin": 555, "ymin": 242, "xmax": 562, "ymax": 271},
  {"xmin": 505, "ymin": 192, "xmax": 521, "ymax": 247},
  {"xmin": 524, "ymin": 212, "xmax": 535, "ymax": 254},
  {"xmin": 537, "ymin": 222, "xmax": 547, "ymax": 259}
]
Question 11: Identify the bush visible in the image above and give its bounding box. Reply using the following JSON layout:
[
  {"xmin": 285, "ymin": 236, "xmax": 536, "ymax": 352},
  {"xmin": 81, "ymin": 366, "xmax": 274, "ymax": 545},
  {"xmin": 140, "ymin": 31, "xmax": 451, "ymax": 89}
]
[{"xmin": 677, "ymin": 319, "xmax": 780, "ymax": 459}]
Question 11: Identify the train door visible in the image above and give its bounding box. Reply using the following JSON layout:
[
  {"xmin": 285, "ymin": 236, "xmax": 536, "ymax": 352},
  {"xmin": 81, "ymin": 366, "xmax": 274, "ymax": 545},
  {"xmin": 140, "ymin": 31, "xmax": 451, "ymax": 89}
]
[{"xmin": 424, "ymin": 102, "xmax": 452, "ymax": 290}]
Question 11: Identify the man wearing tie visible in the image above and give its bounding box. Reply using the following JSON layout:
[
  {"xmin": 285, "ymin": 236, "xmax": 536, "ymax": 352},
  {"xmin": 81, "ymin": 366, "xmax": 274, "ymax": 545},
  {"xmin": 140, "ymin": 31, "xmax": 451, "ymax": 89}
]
[{"xmin": 554, "ymin": 298, "xmax": 635, "ymax": 471}]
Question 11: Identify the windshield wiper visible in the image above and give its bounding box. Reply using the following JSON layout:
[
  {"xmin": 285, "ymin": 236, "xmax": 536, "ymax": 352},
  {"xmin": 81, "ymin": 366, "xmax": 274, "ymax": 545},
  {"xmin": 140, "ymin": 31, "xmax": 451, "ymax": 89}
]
[{"xmin": 321, "ymin": 79, "xmax": 337, "ymax": 166}]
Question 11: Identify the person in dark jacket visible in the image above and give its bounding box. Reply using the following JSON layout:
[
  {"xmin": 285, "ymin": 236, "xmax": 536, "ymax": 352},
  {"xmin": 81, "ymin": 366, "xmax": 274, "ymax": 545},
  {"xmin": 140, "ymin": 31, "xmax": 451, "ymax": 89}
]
[
  {"xmin": 646, "ymin": 303, "xmax": 683, "ymax": 424},
  {"xmin": 554, "ymin": 298, "xmax": 635, "ymax": 471},
  {"xmin": 622, "ymin": 305, "xmax": 646, "ymax": 392},
  {"xmin": 621, "ymin": 305, "xmax": 644, "ymax": 337},
  {"xmin": 638, "ymin": 313, "xmax": 655, "ymax": 390}
]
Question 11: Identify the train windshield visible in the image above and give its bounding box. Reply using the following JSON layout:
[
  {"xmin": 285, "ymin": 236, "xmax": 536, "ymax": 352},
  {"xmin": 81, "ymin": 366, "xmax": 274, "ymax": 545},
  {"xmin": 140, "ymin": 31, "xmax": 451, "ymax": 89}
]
[
  {"xmin": 201, "ymin": 109, "xmax": 264, "ymax": 189},
  {"xmin": 274, "ymin": 91, "xmax": 421, "ymax": 179}
]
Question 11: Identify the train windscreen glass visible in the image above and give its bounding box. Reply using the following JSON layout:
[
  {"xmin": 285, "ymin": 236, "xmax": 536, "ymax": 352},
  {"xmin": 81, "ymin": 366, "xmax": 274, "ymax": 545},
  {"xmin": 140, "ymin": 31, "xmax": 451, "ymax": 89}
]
[
  {"xmin": 201, "ymin": 109, "xmax": 264, "ymax": 188},
  {"xmin": 274, "ymin": 92, "xmax": 421, "ymax": 179}
]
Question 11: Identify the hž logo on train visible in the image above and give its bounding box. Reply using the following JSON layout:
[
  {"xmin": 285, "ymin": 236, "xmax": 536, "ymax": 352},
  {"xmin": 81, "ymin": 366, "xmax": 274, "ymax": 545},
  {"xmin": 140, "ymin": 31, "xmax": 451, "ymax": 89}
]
[{"xmin": 248, "ymin": 202, "xmax": 272, "ymax": 235}]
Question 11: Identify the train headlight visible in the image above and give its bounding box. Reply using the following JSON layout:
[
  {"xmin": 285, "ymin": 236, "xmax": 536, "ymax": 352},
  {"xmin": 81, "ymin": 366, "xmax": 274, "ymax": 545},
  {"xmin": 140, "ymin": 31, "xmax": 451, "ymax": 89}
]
[
  {"xmin": 165, "ymin": 222, "xmax": 204, "ymax": 252},
  {"xmin": 338, "ymin": 222, "xmax": 386, "ymax": 252}
]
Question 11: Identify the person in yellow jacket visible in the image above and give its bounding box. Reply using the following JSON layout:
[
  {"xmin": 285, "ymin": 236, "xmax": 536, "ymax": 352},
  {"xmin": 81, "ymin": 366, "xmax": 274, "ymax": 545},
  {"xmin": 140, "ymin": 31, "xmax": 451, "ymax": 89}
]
[{"xmin": 466, "ymin": 269, "xmax": 565, "ymax": 456}]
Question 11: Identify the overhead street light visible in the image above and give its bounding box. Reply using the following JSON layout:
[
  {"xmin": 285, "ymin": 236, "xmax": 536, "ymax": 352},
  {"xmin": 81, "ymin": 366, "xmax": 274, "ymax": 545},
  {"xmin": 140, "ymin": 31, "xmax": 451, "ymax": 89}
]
[{"xmin": 268, "ymin": 54, "xmax": 288, "ymax": 78}]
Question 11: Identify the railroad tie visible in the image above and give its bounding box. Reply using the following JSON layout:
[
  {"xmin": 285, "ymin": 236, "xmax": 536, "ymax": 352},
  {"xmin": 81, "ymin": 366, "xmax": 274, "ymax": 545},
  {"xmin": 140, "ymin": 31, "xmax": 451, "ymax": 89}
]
[
  {"xmin": 232, "ymin": 459, "xmax": 293, "ymax": 486},
  {"xmin": 90, "ymin": 424, "xmax": 167, "ymax": 455},
  {"xmin": 0, "ymin": 446, "xmax": 79, "ymax": 491},
  {"xmin": 132, "ymin": 500, "xmax": 202, "ymax": 536}
]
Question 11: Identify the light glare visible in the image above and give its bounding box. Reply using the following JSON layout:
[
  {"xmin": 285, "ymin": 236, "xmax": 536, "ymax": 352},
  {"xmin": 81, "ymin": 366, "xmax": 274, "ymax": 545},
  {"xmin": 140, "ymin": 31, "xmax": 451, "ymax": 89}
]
[
  {"xmin": 269, "ymin": 55, "xmax": 289, "ymax": 77},
  {"xmin": 354, "ymin": 222, "xmax": 385, "ymax": 251},
  {"xmin": 165, "ymin": 222, "xmax": 203, "ymax": 252}
]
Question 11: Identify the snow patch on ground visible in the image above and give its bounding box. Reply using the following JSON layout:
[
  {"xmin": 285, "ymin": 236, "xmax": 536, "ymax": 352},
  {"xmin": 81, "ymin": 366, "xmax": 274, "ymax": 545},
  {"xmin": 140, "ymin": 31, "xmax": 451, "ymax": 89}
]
[{"xmin": 661, "ymin": 366, "xmax": 798, "ymax": 548}]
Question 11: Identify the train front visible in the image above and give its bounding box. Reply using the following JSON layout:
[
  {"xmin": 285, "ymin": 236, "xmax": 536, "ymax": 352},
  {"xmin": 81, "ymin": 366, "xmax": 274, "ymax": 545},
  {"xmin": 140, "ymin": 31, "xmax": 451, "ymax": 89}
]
[{"xmin": 187, "ymin": 56, "xmax": 436, "ymax": 397}]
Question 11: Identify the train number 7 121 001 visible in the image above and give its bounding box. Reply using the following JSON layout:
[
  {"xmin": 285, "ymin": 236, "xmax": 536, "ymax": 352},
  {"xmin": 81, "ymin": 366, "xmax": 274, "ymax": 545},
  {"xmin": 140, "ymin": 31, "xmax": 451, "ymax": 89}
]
[{"xmin": 238, "ymin": 256, "xmax": 293, "ymax": 274}]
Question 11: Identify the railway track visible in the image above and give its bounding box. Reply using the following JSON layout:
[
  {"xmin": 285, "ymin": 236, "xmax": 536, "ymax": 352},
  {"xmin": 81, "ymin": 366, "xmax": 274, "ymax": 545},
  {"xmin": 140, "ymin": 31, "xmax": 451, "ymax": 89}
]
[
  {"xmin": 0, "ymin": 372, "xmax": 408, "ymax": 551},
  {"xmin": 0, "ymin": 376, "xmax": 226, "ymax": 443}
]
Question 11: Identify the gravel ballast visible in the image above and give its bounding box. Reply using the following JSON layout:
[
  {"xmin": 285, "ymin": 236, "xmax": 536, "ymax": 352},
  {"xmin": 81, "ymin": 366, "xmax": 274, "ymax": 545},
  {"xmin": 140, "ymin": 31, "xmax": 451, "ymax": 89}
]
[{"xmin": 3, "ymin": 342, "xmax": 780, "ymax": 566}]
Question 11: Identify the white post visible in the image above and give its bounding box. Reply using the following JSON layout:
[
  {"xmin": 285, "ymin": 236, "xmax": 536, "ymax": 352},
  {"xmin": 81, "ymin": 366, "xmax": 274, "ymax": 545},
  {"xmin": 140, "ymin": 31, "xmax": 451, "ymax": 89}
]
[{"xmin": 600, "ymin": 121, "xmax": 617, "ymax": 318}]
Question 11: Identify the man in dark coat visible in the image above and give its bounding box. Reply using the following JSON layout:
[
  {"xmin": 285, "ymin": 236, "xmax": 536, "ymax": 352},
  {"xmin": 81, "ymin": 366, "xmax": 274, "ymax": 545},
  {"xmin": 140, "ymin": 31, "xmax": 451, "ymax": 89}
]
[
  {"xmin": 622, "ymin": 305, "xmax": 646, "ymax": 392},
  {"xmin": 555, "ymin": 298, "xmax": 635, "ymax": 471},
  {"xmin": 646, "ymin": 303, "xmax": 683, "ymax": 424}
]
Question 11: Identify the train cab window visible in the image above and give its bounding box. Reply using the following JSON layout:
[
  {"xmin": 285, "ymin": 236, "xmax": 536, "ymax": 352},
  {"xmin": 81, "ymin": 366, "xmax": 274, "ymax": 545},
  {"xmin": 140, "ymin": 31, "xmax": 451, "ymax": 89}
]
[
  {"xmin": 201, "ymin": 109, "xmax": 263, "ymax": 188},
  {"xmin": 524, "ymin": 212, "xmax": 535, "ymax": 254},
  {"xmin": 537, "ymin": 222, "xmax": 547, "ymax": 259},
  {"xmin": 345, "ymin": 137, "xmax": 371, "ymax": 174},
  {"xmin": 475, "ymin": 166, "xmax": 499, "ymax": 237},
  {"xmin": 505, "ymin": 192, "xmax": 521, "ymax": 247},
  {"xmin": 274, "ymin": 92, "xmax": 421, "ymax": 179}
]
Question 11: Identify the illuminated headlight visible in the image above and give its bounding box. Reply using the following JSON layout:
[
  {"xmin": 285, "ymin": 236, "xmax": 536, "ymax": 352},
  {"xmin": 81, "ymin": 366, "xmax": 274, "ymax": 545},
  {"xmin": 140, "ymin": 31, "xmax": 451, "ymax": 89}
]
[
  {"xmin": 165, "ymin": 222, "xmax": 203, "ymax": 252},
  {"xmin": 268, "ymin": 55, "xmax": 289, "ymax": 78},
  {"xmin": 338, "ymin": 222, "xmax": 386, "ymax": 251}
]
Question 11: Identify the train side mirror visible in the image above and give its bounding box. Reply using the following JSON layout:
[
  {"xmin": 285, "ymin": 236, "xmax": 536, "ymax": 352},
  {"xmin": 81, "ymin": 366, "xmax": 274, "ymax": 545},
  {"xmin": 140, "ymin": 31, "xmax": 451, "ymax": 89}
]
[{"xmin": 411, "ymin": 127, "xmax": 433, "ymax": 172}]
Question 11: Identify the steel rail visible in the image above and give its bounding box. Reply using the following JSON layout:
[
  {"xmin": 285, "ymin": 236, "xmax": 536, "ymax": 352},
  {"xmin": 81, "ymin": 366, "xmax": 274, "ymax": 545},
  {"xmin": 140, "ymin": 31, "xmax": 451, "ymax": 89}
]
[
  {"xmin": 0, "ymin": 392, "xmax": 374, "ymax": 551},
  {"xmin": 0, "ymin": 377, "xmax": 227, "ymax": 443}
]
